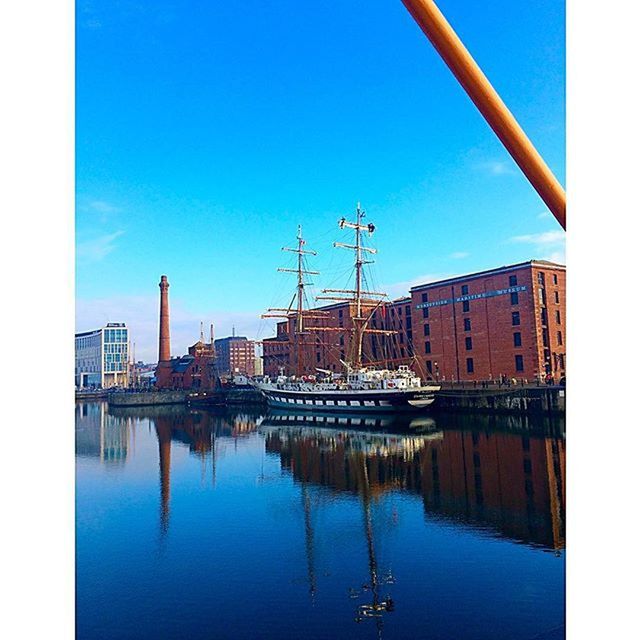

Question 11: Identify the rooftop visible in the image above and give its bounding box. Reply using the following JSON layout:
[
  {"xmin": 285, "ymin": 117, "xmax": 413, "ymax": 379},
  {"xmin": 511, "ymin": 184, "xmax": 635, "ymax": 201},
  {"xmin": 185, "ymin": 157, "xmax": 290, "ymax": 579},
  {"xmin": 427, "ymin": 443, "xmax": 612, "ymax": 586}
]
[{"xmin": 410, "ymin": 260, "xmax": 565, "ymax": 292}]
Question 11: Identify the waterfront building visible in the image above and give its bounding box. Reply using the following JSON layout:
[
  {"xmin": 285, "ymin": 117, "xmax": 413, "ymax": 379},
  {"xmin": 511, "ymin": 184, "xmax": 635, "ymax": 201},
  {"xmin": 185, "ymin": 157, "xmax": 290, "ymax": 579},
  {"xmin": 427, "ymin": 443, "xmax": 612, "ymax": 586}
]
[
  {"xmin": 154, "ymin": 275, "xmax": 220, "ymax": 390},
  {"xmin": 75, "ymin": 322, "xmax": 129, "ymax": 388},
  {"xmin": 215, "ymin": 336, "xmax": 256, "ymax": 377},
  {"xmin": 261, "ymin": 259, "xmax": 566, "ymax": 382},
  {"xmin": 410, "ymin": 260, "xmax": 566, "ymax": 382}
]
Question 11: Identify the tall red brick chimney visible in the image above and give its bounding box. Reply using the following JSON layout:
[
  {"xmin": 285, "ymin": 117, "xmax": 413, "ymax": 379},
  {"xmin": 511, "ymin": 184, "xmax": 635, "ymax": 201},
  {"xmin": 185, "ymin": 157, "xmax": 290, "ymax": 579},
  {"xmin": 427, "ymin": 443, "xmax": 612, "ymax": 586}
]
[{"xmin": 158, "ymin": 275, "xmax": 171, "ymax": 362}]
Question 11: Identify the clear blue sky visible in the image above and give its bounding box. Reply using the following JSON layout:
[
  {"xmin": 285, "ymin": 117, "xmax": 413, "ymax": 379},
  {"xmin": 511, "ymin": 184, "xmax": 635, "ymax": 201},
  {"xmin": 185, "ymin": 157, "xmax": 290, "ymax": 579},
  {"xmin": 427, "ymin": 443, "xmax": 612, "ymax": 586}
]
[{"xmin": 76, "ymin": 0, "xmax": 565, "ymax": 361}]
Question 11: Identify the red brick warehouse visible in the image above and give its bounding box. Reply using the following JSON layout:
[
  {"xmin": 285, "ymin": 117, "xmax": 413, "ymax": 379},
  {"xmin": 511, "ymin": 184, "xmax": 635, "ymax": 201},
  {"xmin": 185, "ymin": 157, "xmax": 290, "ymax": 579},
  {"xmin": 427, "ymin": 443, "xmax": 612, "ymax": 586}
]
[
  {"xmin": 262, "ymin": 259, "xmax": 566, "ymax": 383},
  {"xmin": 410, "ymin": 260, "xmax": 566, "ymax": 382}
]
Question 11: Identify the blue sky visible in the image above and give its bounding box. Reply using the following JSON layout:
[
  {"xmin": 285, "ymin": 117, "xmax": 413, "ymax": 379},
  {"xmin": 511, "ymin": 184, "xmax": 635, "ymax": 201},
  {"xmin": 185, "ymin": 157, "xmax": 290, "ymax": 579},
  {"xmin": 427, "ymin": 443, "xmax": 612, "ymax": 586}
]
[{"xmin": 76, "ymin": 0, "xmax": 565, "ymax": 361}]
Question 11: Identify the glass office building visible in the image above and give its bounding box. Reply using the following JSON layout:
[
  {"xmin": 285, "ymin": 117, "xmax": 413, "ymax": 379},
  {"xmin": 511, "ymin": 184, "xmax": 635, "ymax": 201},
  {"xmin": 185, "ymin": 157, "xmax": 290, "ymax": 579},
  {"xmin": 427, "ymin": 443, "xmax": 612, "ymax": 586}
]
[{"xmin": 75, "ymin": 322, "xmax": 129, "ymax": 388}]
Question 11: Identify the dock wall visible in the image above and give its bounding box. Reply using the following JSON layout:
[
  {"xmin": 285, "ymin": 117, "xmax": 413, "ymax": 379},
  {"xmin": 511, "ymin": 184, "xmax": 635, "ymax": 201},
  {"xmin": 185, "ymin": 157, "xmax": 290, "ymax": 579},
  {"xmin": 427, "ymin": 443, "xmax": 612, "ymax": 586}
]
[
  {"xmin": 434, "ymin": 386, "xmax": 565, "ymax": 415},
  {"xmin": 107, "ymin": 390, "xmax": 187, "ymax": 407}
]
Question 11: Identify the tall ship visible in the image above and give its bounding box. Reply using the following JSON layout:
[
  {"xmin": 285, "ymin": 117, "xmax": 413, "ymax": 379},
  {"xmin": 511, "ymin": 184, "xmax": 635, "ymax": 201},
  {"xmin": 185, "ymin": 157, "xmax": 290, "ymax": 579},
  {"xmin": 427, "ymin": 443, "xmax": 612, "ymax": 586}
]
[{"xmin": 254, "ymin": 205, "xmax": 441, "ymax": 412}]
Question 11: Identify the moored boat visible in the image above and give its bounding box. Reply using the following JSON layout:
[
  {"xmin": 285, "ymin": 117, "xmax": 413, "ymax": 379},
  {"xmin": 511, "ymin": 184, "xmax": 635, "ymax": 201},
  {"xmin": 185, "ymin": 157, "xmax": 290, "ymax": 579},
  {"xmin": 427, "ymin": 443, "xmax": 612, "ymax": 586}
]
[{"xmin": 254, "ymin": 205, "xmax": 440, "ymax": 412}]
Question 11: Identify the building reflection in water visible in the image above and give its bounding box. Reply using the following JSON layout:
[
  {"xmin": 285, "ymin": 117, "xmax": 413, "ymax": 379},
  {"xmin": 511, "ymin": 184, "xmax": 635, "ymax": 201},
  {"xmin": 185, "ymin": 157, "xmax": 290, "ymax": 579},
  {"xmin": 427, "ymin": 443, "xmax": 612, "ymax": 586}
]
[
  {"xmin": 75, "ymin": 402, "xmax": 132, "ymax": 465},
  {"xmin": 107, "ymin": 405, "xmax": 261, "ymax": 535},
  {"xmin": 77, "ymin": 404, "xmax": 564, "ymax": 635},
  {"xmin": 260, "ymin": 411, "xmax": 564, "ymax": 635},
  {"xmin": 261, "ymin": 411, "xmax": 565, "ymax": 551}
]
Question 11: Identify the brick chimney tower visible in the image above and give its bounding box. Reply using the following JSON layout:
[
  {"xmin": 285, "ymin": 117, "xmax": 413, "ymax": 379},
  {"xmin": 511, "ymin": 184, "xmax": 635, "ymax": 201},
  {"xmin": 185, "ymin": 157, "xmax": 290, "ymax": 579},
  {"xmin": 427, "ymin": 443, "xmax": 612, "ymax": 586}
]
[{"xmin": 158, "ymin": 275, "xmax": 171, "ymax": 362}]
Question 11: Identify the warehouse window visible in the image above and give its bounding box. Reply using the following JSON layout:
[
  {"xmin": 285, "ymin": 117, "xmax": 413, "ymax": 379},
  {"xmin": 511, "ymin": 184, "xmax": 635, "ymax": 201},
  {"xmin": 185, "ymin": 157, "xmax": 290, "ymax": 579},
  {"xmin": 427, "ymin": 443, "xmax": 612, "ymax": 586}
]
[
  {"xmin": 462, "ymin": 300, "xmax": 470, "ymax": 313},
  {"xmin": 509, "ymin": 274, "xmax": 518, "ymax": 286},
  {"xmin": 466, "ymin": 358, "xmax": 474, "ymax": 373},
  {"xmin": 461, "ymin": 285, "xmax": 469, "ymax": 295},
  {"xmin": 465, "ymin": 337, "xmax": 473, "ymax": 350},
  {"xmin": 557, "ymin": 331, "xmax": 563, "ymax": 345},
  {"xmin": 511, "ymin": 292, "xmax": 519, "ymax": 305},
  {"xmin": 422, "ymin": 307, "xmax": 429, "ymax": 319},
  {"xmin": 512, "ymin": 311, "xmax": 520, "ymax": 326},
  {"xmin": 423, "ymin": 323, "xmax": 430, "ymax": 337},
  {"xmin": 515, "ymin": 355, "xmax": 524, "ymax": 371},
  {"xmin": 425, "ymin": 341, "xmax": 431, "ymax": 354},
  {"xmin": 421, "ymin": 292, "xmax": 428, "ymax": 303},
  {"xmin": 538, "ymin": 272, "xmax": 545, "ymax": 285},
  {"xmin": 555, "ymin": 291, "xmax": 560, "ymax": 304},
  {"xmin": 464, "ymin": 318, "xmax": 471, "ymax": 331},
  {"xmin": 426, "ymin": 360, "xmax": 433, "ymax": 374},
  {"xmin": 553, "ymin": 274, "xmax": 558, "ymax": 285},
  {"xmin": 556, "ymin": 310, "xmax": 561, "ymax": 324},
  {"xmin": 513, "ymin": 332, "xmax": 522, "ymax": 347}
]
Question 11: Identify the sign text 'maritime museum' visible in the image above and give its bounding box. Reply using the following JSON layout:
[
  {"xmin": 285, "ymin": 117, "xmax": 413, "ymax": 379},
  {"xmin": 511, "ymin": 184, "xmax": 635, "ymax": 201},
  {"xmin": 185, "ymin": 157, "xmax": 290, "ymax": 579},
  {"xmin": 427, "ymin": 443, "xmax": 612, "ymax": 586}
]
[{"xmin": 415, "ymin": 285, "xmax": 528, "ymax": 309}]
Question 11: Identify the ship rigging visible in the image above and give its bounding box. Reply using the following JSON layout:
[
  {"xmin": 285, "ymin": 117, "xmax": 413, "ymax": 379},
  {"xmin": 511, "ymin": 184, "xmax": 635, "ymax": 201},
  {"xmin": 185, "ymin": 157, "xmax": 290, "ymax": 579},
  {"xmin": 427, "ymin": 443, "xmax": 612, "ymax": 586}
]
[{"xmin": 254, "ymin": 205, "xmax": 441, "ymax": 413}]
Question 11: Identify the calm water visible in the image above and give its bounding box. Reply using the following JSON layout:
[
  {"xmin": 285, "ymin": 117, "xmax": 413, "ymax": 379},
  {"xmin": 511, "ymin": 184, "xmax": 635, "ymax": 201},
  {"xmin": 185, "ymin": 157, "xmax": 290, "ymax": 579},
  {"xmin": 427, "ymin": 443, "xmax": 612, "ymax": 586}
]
[{"xmin": 76, "ymin": 402, "xmax": 565, "ymax": 640}]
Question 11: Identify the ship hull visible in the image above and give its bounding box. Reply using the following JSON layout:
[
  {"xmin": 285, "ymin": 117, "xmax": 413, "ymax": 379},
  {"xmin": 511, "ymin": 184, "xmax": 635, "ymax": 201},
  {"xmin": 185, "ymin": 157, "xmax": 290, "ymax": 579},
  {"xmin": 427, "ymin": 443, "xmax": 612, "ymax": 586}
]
[{"xmin": 254, "ymin": 383, "xmax": 439, "ymax": 412}]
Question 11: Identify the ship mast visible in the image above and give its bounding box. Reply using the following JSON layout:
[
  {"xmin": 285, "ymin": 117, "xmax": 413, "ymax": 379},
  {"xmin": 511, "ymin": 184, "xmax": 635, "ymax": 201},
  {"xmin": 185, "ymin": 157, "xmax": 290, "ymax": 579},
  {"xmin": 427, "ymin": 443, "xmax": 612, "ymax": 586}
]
[
  {"xmin": 316, "ymin": 204, "xmax": 394, "ymax": 370},
  {"xmin": 261, "ymin": 226, "xmax": 325, "ymax": 376}
]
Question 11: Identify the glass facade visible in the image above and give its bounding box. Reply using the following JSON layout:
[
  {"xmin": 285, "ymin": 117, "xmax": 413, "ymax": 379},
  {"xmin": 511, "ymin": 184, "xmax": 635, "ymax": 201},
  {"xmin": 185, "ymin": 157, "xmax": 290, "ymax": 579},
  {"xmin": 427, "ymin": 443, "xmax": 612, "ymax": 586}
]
[
  {"xmin": 75, "ymin": 323, "xmax": 129, "ymax": 387},
  {"xmin": 103, "ymin": 326, "xmax": 129, "ymax": 374}
]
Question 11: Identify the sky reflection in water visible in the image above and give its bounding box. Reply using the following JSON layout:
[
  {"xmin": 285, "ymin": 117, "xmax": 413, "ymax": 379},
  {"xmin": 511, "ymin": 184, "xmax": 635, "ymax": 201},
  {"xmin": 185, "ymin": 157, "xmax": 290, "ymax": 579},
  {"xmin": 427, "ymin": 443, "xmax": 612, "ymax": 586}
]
[{"xmin": 76, "ymin": 402, "xmax": 565, "ymax": 640}]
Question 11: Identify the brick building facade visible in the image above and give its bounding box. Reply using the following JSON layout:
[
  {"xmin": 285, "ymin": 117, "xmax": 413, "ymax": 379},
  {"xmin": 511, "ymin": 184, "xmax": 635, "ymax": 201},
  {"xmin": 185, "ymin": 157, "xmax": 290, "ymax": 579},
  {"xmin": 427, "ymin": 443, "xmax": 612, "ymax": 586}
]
[
  {"xmin": 262, "ymin": 297, "xmax": 412, "ymax": 377},
  {"xmin": 155, "ymin": 339, "xmax": 218, "ymax": 390},
  {"xmin": 214, "ymin": 336, "xmax": 257, "ymax": 377},
  {"xmin": 262, "ymin": 260, "xmax": 566, "ymax": 383},
  {"xmin": 410, "ymin": 260, "xmax": 565, "ymax": 382}
]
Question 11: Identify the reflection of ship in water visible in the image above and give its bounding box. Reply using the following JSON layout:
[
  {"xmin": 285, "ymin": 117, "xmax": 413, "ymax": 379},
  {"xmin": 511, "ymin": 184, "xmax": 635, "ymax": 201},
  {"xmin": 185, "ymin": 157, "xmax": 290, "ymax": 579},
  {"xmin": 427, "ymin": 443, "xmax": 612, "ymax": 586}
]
[
  {"xmin": 75, "ymin": 402, "xmax": 132, "ymax": 464},
  {"xmin": 266, "ymin": 413, "xmax": 406, "ymax": 634},
  {"xmin": 264, "ymin": 413, "xmax": 565, "ymax": 550}
]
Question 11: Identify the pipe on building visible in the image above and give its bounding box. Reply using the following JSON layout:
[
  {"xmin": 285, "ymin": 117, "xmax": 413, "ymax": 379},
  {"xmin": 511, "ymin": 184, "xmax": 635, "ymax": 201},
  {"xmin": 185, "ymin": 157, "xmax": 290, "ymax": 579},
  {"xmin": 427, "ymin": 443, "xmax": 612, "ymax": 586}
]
[{"xmin": 400, "ymin": 0, "xmax": 566, "ymax": 229}]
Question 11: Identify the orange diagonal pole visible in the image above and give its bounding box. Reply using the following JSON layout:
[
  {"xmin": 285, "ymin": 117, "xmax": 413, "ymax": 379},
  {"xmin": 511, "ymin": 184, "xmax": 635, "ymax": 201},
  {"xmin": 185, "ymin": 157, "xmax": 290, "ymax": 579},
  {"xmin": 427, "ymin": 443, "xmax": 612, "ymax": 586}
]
[{"xmin": 401, "ymin": 0, "xmax": 566, "ymax": 229}]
